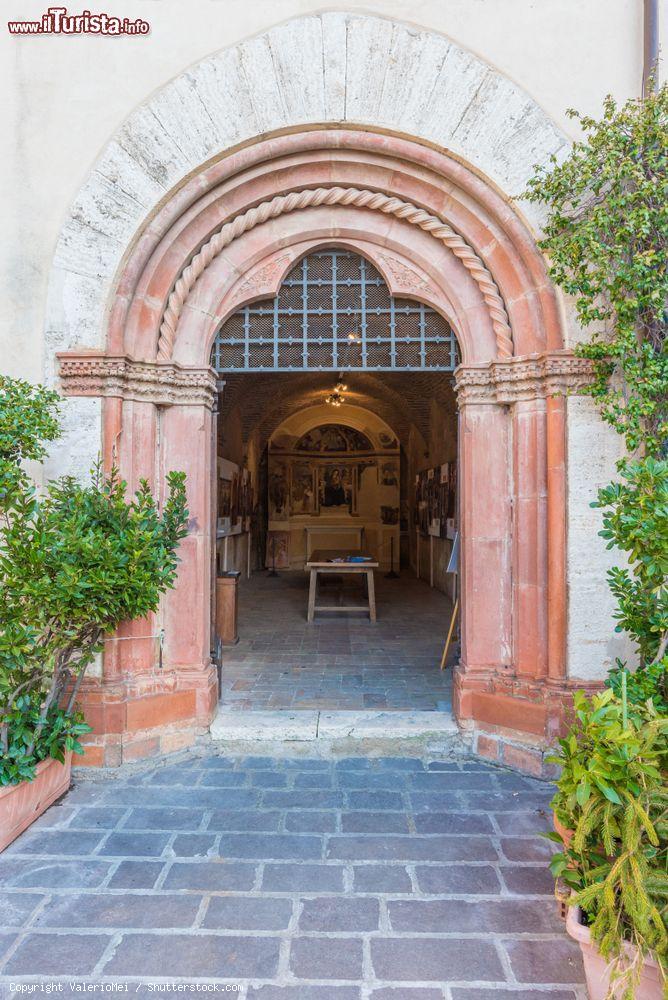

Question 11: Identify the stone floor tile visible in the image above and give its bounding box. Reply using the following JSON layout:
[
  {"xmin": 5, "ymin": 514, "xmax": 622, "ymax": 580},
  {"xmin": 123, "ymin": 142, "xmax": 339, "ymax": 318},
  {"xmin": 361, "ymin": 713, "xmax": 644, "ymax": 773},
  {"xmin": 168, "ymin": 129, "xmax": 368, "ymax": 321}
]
[
  {"xmin": 413, "ymin": 864, "xmax": 502, "ymax": 895},
  {"xmin": 5, "ymin": 830, "xmax": 104, "ymax": 856},
  {"xmin": 369, "ymin": 990, "xmax": 444, "ymax": 1000},
  {"xmin": 0, "ymin": 893, "xmax": 47, "ymax": 927},
  {"xmin": 352, "ymin": 865, "xmax": 413, "ymax": 893},
  {"xmin": 290, "ymin": 936, "xmax": 364, "ymax": 980},
  {"xmin": 262, "ymin": 791, "xmax": 345, "ymax": 809},
  {"xmin": 345, "ymin": 791, "xmax": 405, "ymax": 811},
  {"xmin": 387, "ymin": 898, "xmax": 562, "ymax": 933},
  {"xmin": 0, "ymin": 858, "xmax": 113, "ymax": 889},
  {"xmin": 262, "ymin": 863, "xmax": 345, "ymax": 892},
  {"xmin": 0, "ymin": 934, "xmax": 16, "ymax": 965},
  {"xmin": 500, "ymin": 836, "xmax": 556, "ymax": 862},
  {"xmin": 162, "ymin": 861, "xmax": 256, "ymax": 891},
  {"xmin": 299, "ymin": 896, "xmax": 380, "ymax": 931},
  {"xmin": 292, "ymin": 772, "xmax": 335, "ymax": 789},
  {"xmin": 494, "ymin": 810, "xmax": 552, "ymax": 835},
  {"xmin": 99, "ymin": 831, "xmax": 171, "ymax": 857},
  {"xmin": 4, "ymin": 933, "xmax": 111, "ymax": 975},
  {"xmin": 122, "ymin": 807, "xmax": 205, "ymax": 830},
  {"xmin": 68, "ymin": 807, "xmax": 127, "ymax": 829},
  {"xmin": 171, "ymin": 834, "xmax": 218, "ymax": 857},
  {"xmin": 451, "ymin": 992, "xmax": 578, "ymax": 1000},
  {"xmin": 338, "ymin": 772, "xmax": 408, "ymax": 790},
  {"xmin": 285, "ymin": 811, "xmax": 338, "ymax": 833},
  {"xmin": 327, "ymin": 835, "xmax": 498, "ymax": 863},
  {"xmin": 217, "ymin": 833, "xmax": 323, "ymax": 860},
  {"xmin": 105, "ymin": 933, "xmax": 281, "ymax": 978},
  {"xmin": 198, "ymin": 770, "xmax": 251, "ymax": 787},
  {"xmin": 504, "ymin": 937, "xmax": 585, "ymax": 983},
  {"xmin": 500, "ymin": 865, "xmax": 556, "ymax": 895},
  {"xmin": 208, "ymin": 809, "xmax": 282, "ymax": 832},
  {"xmin": 370, "ymin": 936, "xmax": 504, "ymax": 982},
  {"xmin": 412, "ymin": 812, "xmax": 494, "ymax": 834},
  {"xmin": 341, "ymin": 811, "xmax": 409, "ymax": 834},
  {"xmin": 107, "ymin": 860, "xmax": 165, "ymax": 889},
  {"xmin": 247, "ymin": 988, "xmax": 360, "ymax": 1000},
  {"xmin": 203, "ymin": 895, "xmax": 293, "ymax": 930},
  {"xmin": 38, "ymin": 892, "xmax": 202, "ymax": 928}
]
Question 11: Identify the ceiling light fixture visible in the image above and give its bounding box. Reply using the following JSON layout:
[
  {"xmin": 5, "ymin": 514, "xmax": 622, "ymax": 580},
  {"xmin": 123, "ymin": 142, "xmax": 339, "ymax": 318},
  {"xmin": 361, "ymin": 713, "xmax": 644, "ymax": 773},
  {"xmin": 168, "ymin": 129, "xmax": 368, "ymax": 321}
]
[{"xmin": 325, "ymin": 372, "xmax": 348, "ymax": 407}]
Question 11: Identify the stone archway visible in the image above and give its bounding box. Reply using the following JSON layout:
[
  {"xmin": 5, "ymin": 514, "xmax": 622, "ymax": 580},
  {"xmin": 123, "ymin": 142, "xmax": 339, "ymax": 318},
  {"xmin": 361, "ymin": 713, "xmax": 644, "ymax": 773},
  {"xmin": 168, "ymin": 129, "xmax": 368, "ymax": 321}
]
[{"xmin": 48, "ymin": 14, "xmax": 596, "ymax": 768}]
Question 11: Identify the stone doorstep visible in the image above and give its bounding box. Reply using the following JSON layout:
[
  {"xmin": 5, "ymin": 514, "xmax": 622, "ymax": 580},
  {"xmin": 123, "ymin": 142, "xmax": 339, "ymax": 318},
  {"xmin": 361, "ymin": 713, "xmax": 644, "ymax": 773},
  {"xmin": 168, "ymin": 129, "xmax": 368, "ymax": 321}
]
[{"xmin": 210, "ymin": 709, "xmax": 462, "ymax": 742}]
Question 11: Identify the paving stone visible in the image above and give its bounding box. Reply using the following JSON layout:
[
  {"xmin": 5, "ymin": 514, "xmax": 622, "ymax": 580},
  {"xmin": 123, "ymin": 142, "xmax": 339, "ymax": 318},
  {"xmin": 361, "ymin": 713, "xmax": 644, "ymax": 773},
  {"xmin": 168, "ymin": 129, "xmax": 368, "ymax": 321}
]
[
  {"xmin": 35, "ymin": 892, "xmax": 201, "ymax": 928},
  {"xmin": 461, "ymin": 790, "xmax": 553, "ymax": 811},
  {"xmin": 0, "ymin": 934, "xmax": 16, "ymax": 963},
  {"xmin": 0, "ymin": 893, "xmax": 47, "ymax": 927},
  {"xmin": 107, "ymin": 860, "xmax": 165, "ymax": 889},
  {"xmin": 345, "ymin": 791, "xmax": 405, "ymax": 811},
  {"xmin": 504, "ymin": 937, "xmax": 585, "ymax": 983},
  {"xmin": 500, "ymin": 836, "xmax": 555, "ymax": 861},
  {"xmin": 371, "ymin": 936, "xmax": 504, "ymax": 982},
  {"xmin": 353, "ymin": 865, "xmax": 413, "ymax": 893},
  {"xmin": 208, "ymin": 809, "xmax": 282, "ymax": 832},
  {"xmin": 238, "ymin": 756, "xmax": 281, "ymax": 769},
  {"xmin": 171, "ymin": 834, "xmax": 218, "ymax": 857},
  {"xmin": 0, "ymin": 858, "xmax": 113, "ymax": 889},
  {"xmin": 375, "ymin": 758, "xmax": 425, "ymax": 771},
  {"xmin": 250, "ymin": 771, "xmax": 289, "ymax": 788},
  {"xmin": 341, "ymin": 811, "xmax": 409, "ymax": 833},
  {"xmin": 162, "ymin": 861, "xmax": 256, "ymax": 890},
  {"xmin": 426, "ymin": 761, "xmax": 463, "ymax": 771},
  {"xmin": 262, "ymin": 863, "xmax": 344, "ymax": 892},
  {"xmin": 414, "ymin": 864, "xmax": 502, "ymax": 895},
  {"xmin": 262, "ymin": 790, "xmax": 345, "ymax": 809},
  {"xmin": 370, "ymin": 990, "xmax": 444, "ymax": 1000},
  {"xmin": 451, "ymin": 992, "xmax": 577, "ymax": 1000},
  {"xmin": 338, "ymin": 772, "xmax": 408, "ymax": 790},
  {"xmin": 285, "ymin": 810, "xmax": 338, "ymax": 833},
  {"xmin": 5, "ymin": 933, "xmax": 111, "ymax": 975},
  {"xmin": 247, "ymin": 988, "xmax": 359, "ymax": 1000},
  {"xmin": 410, "ymin": 771, "xmax": 496, "ymax": 790},
  {"xmin": 327, "ymin": 835, "xmax": 498, "ymax": 862},
  {"xmin": 388, "ymin": 898, "xmax": 562, "ymax": 933},
  {"xmin": 5, "ymin": 830, "xmax": 104, "ymax": 856},
  {"xmin": 199, "ymin": 770, "xmax": 251, "ymax": 787},
  {"xmin": 218, "ymin": 833, "xmax": 323, "ymax": 860},
  {"xmin": 413, "ymin": 812, "xmax": 494, "ymax": 834},
  {"xmin": 290, "ymin": 936, "xmax": 363, "ymax": 980},
  {"xmin": 282, "ymin": 760, "xmax": 331, "ymax": 771},
  {"xmin": 293, "ymin": 772, "xmax": 335, "ymax": 789},
  {"xmin": 494, "ymin": 810, "xmax": 551, "ymax": 834},
  {"xmin": 500, "ymin": 865, "xmax": 556, "ymax": 895},
  {"xmin": 122, "ymin": 807, "xmax": 205, "ymax": 830},
  {"xmin": 68, "ymin": 807, "xmax": 127, "ymax": 829},
  {"xmin": 105, "ymin": 933, "xmax": 281, "ymax": 978},
  {"xmin": 409, "ymin": 793, "xmax": 461, "ymax": 813},
  {"xmin": 335, "ymin": 758, "xmax": 373, "ymax": 770},
  {"xmin": 101, "ymin": 786, "xmax": 259, "ymax": 809},
  {"xmin": 99, "ymin": 831, "xmax": 171, "ymax": 857},
  {"xmin": 203, "ymin": 895, "xmax": 293, "ymax": 930},
  {"xmin": 299, "ymin": 896, "xmax": 379, "ymax": 931},
  {"xmin": 30, "ymin": 805, "xmax": 77, "ymax": 829}
]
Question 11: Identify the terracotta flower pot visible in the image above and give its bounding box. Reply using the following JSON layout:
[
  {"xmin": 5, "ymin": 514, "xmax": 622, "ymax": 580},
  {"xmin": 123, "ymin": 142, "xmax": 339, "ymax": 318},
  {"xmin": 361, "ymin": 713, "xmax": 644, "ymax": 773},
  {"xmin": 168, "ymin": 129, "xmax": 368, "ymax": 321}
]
[
  {"xmin": 553, "ymin": 810, "xmax": 574, "ymax": 849},
  {"xmin": 566, "ymin": 905, "xmax": 663, "ymax": 1000},
  {"xmin": 0, "ymin": 753, "xmax": 72, "ymax": 853}
]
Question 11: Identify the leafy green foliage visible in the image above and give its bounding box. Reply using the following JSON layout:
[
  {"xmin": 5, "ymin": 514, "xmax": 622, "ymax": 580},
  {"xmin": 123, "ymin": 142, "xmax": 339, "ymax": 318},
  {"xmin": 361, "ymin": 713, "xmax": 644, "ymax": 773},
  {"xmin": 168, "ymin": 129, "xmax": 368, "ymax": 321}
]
[
  {"xmin": 0, "ymin": 376, "xmax": 189, "ymax": 776},
  {"xmin": 593, "ymin": 458, "xmax": 668, "ymax": 663},
  {"xmin": 549, "ymin": 689, "xmax": 668, "ymax": 995},
  {"xmin": 0, "ymin": 692, "xmax": 91, "ymax": 786},
  {"xmin": 525, "ymin": 86, "xmax": 667, "ymax": 454},
  {"xmin": 608, "ymin": 661, "xmax": 668, "ymax": 715}
]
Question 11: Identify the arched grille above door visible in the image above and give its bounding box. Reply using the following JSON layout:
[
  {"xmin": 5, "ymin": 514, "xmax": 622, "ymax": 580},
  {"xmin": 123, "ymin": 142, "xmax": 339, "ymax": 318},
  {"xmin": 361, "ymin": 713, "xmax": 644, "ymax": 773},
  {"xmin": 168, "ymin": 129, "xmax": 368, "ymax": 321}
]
[{"xmin": 211, "ymin": 250, "xmax": 459, "ymax": 372}]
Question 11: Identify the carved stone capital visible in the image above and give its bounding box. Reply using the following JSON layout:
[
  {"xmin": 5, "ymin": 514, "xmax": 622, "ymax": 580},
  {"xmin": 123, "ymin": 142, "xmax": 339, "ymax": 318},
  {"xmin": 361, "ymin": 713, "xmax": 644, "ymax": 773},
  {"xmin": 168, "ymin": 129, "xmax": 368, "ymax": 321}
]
[
  {"xmin": 454, "ymin": 352, "xmax": 595, "ymax": 405},
  {"xmin": 57, "ymin": 352, "xmax": 218, "ymax": 409}
]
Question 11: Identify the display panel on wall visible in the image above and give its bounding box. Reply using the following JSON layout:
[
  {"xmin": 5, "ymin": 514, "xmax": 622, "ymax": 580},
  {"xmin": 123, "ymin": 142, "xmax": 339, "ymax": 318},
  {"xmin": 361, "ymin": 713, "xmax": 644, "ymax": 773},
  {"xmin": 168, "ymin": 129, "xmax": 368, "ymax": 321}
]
[{"xmin": 415, "ymin": 463, "xmax": 457, "ymax": 538}]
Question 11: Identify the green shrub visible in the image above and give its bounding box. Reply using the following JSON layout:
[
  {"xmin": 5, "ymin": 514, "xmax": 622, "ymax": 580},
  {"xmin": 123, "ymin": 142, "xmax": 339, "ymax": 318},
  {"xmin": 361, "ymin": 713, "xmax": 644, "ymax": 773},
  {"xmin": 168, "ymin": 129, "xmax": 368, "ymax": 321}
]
[{"xmin": 0, "ymin": 375, "xmax": 189, "ymax": 778}]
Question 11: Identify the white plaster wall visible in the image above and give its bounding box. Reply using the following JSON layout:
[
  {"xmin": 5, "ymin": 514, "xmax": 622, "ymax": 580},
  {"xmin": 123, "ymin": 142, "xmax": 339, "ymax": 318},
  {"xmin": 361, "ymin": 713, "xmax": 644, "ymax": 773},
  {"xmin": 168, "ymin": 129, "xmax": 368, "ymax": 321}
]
[
  {"xmin": 566, "ymin": 396, "xmax": 637, "ymax": 681},
  {"xmin": 0, "ymin": 0, "xmax": 656, "ymax": 386}
]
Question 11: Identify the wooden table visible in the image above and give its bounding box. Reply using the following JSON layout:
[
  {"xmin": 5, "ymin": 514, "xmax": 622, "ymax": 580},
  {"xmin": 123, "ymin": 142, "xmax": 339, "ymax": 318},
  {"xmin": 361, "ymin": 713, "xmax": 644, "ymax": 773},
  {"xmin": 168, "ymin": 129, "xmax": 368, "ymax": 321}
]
[{"xmin": 305, "ymin": 549, "xmax": 378, "ymax": 623}]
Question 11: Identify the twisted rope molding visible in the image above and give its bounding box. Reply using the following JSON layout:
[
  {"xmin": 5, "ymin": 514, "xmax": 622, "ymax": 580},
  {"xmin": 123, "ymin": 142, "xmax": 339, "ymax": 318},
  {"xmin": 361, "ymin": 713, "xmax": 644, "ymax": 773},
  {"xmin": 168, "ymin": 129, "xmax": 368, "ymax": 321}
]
[{"xmin": 157, "ymin": 186, "xmax": 513, "ymax": 362}]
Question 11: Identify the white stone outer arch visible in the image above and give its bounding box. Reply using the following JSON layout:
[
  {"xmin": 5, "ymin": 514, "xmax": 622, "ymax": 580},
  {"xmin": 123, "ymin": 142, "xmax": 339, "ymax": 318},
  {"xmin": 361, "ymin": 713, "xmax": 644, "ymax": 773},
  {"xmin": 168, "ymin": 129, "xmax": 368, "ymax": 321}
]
[{"xmin": 46, "ymin": 11, "xmax": 568, "ymax": 377}]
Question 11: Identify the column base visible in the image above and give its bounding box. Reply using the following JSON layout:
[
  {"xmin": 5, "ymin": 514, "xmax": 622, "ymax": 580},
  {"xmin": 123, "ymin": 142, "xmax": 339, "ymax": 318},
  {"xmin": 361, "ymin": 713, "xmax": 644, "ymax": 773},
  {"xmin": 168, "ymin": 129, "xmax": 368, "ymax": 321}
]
[
  {"xmin": 74, "ymin": 665, "xmax": 218, "ymax": 767},
  {"xmin": 453, "ymin": 664, "xmax": 602, "ymax": 776}
]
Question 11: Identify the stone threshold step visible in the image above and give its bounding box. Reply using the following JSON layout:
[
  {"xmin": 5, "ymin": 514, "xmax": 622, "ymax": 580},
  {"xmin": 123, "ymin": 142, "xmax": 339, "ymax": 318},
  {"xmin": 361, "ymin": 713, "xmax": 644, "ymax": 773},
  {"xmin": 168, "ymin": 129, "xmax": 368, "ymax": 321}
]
[{"xmin": 210, "ymin": 709, "xmax": 460, "ymax": 742}]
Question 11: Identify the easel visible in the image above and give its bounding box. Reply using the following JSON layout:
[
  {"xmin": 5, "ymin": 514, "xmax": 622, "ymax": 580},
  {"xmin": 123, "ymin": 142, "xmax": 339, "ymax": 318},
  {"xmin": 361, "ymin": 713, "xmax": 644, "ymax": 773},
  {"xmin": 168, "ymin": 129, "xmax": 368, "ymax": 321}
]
[{"xmin": 439, "ymin": 531, "xmax": 459, "ymax": 671}]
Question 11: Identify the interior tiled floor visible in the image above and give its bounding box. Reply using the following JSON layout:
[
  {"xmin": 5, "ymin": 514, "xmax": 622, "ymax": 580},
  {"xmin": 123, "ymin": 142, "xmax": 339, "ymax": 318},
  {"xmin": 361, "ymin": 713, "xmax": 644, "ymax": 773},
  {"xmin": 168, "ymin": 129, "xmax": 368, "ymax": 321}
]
[{"xmin": 219, "ymin": 572, "xmax": 455, "ymax": 712}]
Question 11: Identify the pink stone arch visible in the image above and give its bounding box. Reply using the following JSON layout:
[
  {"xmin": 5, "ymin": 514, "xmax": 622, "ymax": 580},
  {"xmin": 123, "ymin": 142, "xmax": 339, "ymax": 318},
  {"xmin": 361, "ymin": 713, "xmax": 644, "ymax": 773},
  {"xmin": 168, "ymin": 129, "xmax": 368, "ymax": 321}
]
[{"xmin": 60, "ymin": 128, "xmax": 588, "ymax": 765}]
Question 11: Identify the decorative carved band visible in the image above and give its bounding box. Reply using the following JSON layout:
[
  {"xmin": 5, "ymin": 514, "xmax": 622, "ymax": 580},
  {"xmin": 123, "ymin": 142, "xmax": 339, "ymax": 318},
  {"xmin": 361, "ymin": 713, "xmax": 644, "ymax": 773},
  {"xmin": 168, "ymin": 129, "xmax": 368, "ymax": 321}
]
[
  {"xmin": 455, "ymin": 353, "xmax": 595, "ymax": 404},
  {"xmin": 57, "ymin": 353, "xmax": 218, "ymax": 409},
  {"xmin": 157, "ymin": 186, "xmax": 513, "ymax": 363}
]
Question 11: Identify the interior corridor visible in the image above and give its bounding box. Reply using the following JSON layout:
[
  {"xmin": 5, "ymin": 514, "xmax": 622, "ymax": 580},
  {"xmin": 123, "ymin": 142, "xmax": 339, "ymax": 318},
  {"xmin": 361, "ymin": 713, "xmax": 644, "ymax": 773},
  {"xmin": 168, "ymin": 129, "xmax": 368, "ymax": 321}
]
[{"xmin": 219, "ymin": 572, "xmax": 455, "ymax": 713}]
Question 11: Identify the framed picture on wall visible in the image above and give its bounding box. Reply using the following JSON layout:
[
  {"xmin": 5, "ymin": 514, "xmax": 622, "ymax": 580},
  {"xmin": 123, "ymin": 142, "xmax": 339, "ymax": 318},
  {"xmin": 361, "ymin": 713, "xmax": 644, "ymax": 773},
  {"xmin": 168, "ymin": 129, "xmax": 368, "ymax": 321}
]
[
  {"xmin": 290, "ymin": 461, "xmax": 318, "ymax": 515},
  {"xmin": 319, "ymin": 463, "xmax": 357, "ymax": 514}
]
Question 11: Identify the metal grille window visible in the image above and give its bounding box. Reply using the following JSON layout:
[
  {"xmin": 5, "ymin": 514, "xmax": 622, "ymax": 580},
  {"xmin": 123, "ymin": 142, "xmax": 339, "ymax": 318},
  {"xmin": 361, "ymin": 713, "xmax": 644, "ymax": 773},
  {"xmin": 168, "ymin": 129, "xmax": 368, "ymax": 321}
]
[{"xmin": 211, "ymin": 249, "xmax": 459, "ymax": 372}]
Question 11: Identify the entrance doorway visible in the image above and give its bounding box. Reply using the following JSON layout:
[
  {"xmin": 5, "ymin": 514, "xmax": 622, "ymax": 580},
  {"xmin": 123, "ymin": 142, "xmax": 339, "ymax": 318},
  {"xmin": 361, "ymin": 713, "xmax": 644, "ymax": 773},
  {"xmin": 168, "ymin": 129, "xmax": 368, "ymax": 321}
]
[{"xmin": 212, "ymin": 249, "xmax": 460, "ymax": 715}]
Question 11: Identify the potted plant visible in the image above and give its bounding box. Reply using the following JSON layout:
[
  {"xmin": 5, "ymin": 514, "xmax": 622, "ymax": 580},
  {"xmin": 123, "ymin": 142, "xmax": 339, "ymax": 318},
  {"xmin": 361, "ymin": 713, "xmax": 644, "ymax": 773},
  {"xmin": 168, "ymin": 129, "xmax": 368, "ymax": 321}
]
[
  {"xmin": 0, "ymin": 375, "xmax": 188, "ymax": 849},
  {"xmin": 547, "ymin": 685, "xmax": 667, "ymax": 998}
]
